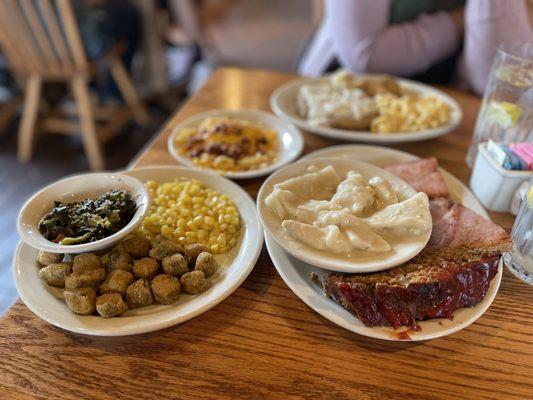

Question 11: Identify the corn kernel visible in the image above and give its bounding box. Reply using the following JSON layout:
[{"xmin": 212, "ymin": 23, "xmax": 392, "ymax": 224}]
[{"xmin": 161, "ymin": 225, "xmax": 172, "ymax": 237}]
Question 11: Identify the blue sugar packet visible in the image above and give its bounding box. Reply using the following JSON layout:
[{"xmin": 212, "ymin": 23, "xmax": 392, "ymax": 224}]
[
  {"xmin": 486, "ymin": 140, "xmax": 527, "ymax": 170},
  {"xmin": 500, "ymin": 145, "xmax": 528, "ymax": 170}
]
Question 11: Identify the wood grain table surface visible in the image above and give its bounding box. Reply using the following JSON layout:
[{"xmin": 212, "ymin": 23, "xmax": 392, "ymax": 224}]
[{"xmin": 1, "ymin": 68, "xmax": 531, "ymax": 400}]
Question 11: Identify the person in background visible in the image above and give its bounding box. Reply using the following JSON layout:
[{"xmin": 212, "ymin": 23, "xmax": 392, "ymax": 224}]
[
  {"xmin": 73, "ymin": 0, "xmax": 141, "ymax": 102},
  {"xmin": 321, "ymin": 0, "xmax": 532, "ymax": 95}
]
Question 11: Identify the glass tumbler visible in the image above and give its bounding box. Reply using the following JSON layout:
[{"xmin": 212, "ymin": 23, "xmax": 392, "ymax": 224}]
[
  {"xmin": 467, "ymin": 43, "xmax": 533, "ymax": 167},
  {"xmin": 504, "ymin": 179, "xmax": 533, "ymax": 284}
]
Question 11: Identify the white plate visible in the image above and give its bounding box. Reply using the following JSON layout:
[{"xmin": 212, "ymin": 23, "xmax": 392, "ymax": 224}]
[
  {"xmin": 167, "ymin": 109, "xmax": 304, "ymax": 179},
  {"xmin": 14, "ymin": 166, "xmax": 263, "ymax": 336},
  {"xmin": 257, "ymin": 158, "xmax": 431, "ymax": 273},
  {"xmin": 265, "ymin": 145, "xmax": 502, "ymax": 341},
  {"xmin": 270, "ymin": 77, "xmax": 462, "ymax": 143}
]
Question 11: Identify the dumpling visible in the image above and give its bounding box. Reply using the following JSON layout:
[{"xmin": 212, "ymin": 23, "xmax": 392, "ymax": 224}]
[
  {"xmin": 274, "ymin": 165, "xmax": 340, "ymax": 201},
  {"xmin": 368, "ymin": 176, "xmax": 398, "ymax": 209},
  {"xmin": 281, "ymin": 220, "xmax": 329, "ymax": 251},
  {"xmin": 323, "ymin": 225, "xmax": 356, "ymax": 254},
  {"xmin": 297, "ymin": 199, "xmax": 341, "ymax": 216},
  {"xmin": 265, "ymin": 188, "xmax": 303, "ymax": 220},
  {"xmin": 281, "ymin": 221, "xmax": 355, "ymax": 254},
  {"xmin": 330, "ymin": 172, "xmax": 375, "ymax": 216},
  {"xmin": 364, "ymin": 192, "xmax": 431, "ymax": 236},
  {"xmin": 317, "ymin": 210, "xmax": 391, "ymax": 252}
]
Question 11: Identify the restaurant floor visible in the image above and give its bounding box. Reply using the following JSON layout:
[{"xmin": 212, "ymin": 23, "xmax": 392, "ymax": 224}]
[{"xmin": 0, "ymin": 110, "xmax": 168, "ymax": 315}]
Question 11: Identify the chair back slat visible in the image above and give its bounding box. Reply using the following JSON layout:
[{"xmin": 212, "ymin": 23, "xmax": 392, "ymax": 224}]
[
  {"xmin": 38, "ymin": 0, "xmax": 75, "ymax": 72},
  {"xmin": 0, "ymin": 1, "xmax": 45, "ymax": 74},
  {"xmin": 20, "ymin": 0, "xmax": 64, "ymax": 73},
  {"xmin": 56, "ymin": 0, "xmax": 88, "ymax": 72},
  {"xmin": 0, "ymin": 0, "xmax": 87, "ymax": 78},
  {"xmin": 0, "ymin": 21, "xmax": 28, "ymax": 74}
]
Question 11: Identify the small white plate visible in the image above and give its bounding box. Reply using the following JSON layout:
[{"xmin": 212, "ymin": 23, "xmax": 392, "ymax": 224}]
[
  {"xmin": 167, "ymin": 109, "xmax": 304, "ymax": 179},
  {"xmin": 270, "ymin": 77, "xmax": 462, "ymax": 143},
  {"xmin": 266, "ymin": 145, "xmax": 502, "ymax": 341},
  {"xmin": 17, "ymin": 173, "xmax": 150, "ymax": 254},
  {"xmin": 14, "ymin": 166, "xmax": 263, "ymax": 336},
  {"xmin": 257, "ymin": 158, "xmax": 431, "ymax": 273}
]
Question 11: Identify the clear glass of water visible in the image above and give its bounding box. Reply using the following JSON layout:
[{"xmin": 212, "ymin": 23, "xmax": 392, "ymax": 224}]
[
  {"xmin": 467, "ymin": 43, "xmax": 533, "ymax": 167},
  {"xmin": 504, "ymin": 180, "xmax": 533, "ymax": 284}
]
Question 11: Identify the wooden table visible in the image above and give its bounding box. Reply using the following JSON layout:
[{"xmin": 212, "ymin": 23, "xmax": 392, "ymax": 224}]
[{"xmin": 1, "ymin": 68, "xmax": 531, "ymax": 400}]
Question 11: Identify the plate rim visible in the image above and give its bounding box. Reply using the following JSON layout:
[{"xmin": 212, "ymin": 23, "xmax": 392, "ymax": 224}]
[
  {"xmin": 14, "ymin": 165, "xmax": 264, "ymax": 336},
  {"xmin": 266, "ymin": 145, "xmax": 501, "ymax": 341},
  {"xmin": 166, "ymin": 108, "xmax": 305, "ymax": 179},
  {"xmin": 270, "ymin": 76, "xmax": 463, "ymax": 143}
]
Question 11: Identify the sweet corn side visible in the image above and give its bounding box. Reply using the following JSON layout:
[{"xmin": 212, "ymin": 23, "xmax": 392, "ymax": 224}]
[{"xmin": 140, "ymin": 179, "xmax": 241, "ymax": 254}]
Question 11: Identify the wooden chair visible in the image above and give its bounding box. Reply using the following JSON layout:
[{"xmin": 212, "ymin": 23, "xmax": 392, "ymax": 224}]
[{"xmin": 0, "ymin": 0, "xmax": 150, "ymax": 170}]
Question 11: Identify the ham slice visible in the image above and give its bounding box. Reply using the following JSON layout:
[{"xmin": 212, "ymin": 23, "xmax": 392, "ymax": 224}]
[
  {"xmin": 428, "ymin": 199, "xmax": 512, "ymax": 251},
  {"xmin": 385, "ymin": 158, "xmax": 450, "ymax": 199}
]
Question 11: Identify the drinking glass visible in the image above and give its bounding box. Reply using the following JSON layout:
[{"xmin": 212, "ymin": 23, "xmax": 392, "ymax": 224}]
[
  {"xmin": 466, "ymin": 43, "xmax": 533, "ymax": 167},
  {"xmin": 504, "ymin": 177, "xmax": 533, "ymax": 284}
]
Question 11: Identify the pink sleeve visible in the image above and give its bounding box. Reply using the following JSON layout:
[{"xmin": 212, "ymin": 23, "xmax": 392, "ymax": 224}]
[
  {"xmin": 325, "ymin": 0, "xmax": 460, "ymax": 76},
  {"xmin": 462, "ymin": 0, "xmax": 532, "ymax": 95}
]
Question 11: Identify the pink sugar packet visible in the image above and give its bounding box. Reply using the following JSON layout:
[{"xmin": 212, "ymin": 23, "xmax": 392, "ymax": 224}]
[{"xmin": 510, "ymin": 143, "xmax": 533, "ymax": 170}]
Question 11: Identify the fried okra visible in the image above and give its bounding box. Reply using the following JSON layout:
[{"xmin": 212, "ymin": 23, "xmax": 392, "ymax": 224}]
[
  {"xmin": 149, "ymin": 239, "xmax": 184, "ymax": 261},
  {"xmin": 151, "ymin": 274, "xmax": 180, "ymax": 304},
  {"xmin": 65, "ymin": 268, "xmax": 106, "ymax": 290},
  {"xmin": 48, "ymin": 286, "xmax": 65, "ymax": 300},
  {"xmin": 99, "ymin": 269, "xmax": 134, "ymax": 295},
  {"xmin": 194, "ymin": 252, "xmax": 218, "ymax": 278},
  {"xmin": 126, "ymin": 279, "xmax": 154, "ymax": 308},
  {"xmin": 162, "ymin": 253, "xmax": 188, "ymax": 277},
  {"xmin": 149, "ymin": 235, "xmax": 165, "ymax": 246},
  {"xmin": 133, "ymin": 258, "xmax": 159, "ymax": 280},
  {"xmin": 103, "ymin": 248, "xmax": 133, "ymax": 272},
  {"xmin": 180, "ymin": 271, "xmax": 207, "ymax": 294},
  {"xmin": 72, "ymin": 253, "xmax": 102, "ymax": 273},
  {"xmin": 39, "ymin": 262, "xmax": 72, "ymax": 287},
  {"xmin": 37, "ymin": 251, "xmax": 63, "ymax": 267},
  {"xmin": 64, "ymin": 287, "xmax": 97, "ymax": 315},
  {"xmin": 121, "ymin": 233, "xmax": 151, "ymax": 258},
  {"xmin": 184, "ymin": 244, "xmax": 209, "ymax": 267},
  {"xmin": 96, "ymin": 293, "xmax": 129, "ymax": 318}
]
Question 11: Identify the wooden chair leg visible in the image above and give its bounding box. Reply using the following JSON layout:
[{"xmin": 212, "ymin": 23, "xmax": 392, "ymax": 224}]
[
  {"xmin": 18, "ymin": 75, "xmax": 41, "ymax": 163},
  {"xmin": 71, "ymin": 75, "xmax": 104, "ymax": 171},
  {"xmin": 108, "ymin": 55, "xmax": 150, "ymax": 126}
]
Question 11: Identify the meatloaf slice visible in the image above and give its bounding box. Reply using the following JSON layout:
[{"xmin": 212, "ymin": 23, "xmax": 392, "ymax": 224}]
[{"xmin": 323, "ymin": 247, "xmax": 501, "ymax": 328}]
